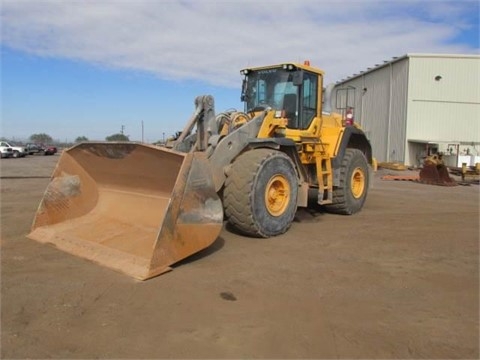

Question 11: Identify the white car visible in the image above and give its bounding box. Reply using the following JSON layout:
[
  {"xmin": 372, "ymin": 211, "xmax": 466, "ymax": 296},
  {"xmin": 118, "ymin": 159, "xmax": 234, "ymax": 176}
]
[
  {"xmin": 0, "ymin": 143, "xmax": 13, "ymax": 158},
  {"xmin": 0, "ymin": 141, "xmax": 28, "ymax": 158}
]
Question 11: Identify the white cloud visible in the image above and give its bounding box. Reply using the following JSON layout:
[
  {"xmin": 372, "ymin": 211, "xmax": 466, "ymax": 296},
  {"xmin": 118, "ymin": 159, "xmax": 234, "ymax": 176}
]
[{"xmin": 1, "ymin": 0, "xmax": 478, "ymax": 86}]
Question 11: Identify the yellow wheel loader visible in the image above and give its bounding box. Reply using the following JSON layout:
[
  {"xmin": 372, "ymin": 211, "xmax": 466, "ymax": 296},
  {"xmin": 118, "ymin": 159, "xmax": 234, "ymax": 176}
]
[{"xmin": 28, "ymin": 62, "xmax": 373, "ymax": 280}]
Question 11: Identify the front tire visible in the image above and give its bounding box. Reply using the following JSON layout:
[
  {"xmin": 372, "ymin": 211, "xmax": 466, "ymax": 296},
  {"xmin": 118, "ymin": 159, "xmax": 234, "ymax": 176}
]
[
  {"xmin": 224, "ymin": 149, "xmax": 298, "ymax": 238},
  {"xmin": 324, "ymin": 148, "xmax": 369, "ymax": 215}
]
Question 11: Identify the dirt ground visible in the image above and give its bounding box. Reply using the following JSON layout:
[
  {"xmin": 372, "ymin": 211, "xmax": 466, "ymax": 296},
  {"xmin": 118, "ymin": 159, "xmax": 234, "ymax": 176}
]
[{"xmin": 1, "ymin": 154, "xmax": 479, "ymax": 359}]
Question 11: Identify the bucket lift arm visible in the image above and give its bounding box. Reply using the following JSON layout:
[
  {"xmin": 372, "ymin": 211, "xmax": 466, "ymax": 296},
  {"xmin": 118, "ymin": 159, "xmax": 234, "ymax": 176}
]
[{"xmin": 172, "ymin": 95, "xmax": 217, "ymax": 153}]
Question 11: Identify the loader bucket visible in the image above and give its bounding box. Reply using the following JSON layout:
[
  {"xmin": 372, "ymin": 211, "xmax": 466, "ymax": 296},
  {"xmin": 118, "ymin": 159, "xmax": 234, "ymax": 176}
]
[
  {"xmin": 28, "ymin": 142, "xmax": 224, "ymax": 280},
  {"xmin": 419, "ymin": 162, "xmax": 457, "ymax": 186}
]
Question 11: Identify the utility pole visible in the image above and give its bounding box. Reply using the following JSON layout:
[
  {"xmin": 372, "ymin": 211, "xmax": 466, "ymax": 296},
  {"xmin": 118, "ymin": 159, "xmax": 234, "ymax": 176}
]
[
  {"xmin": 121, "ymin": 125, "xmax": 125, "ymax": 135},
  {"xmin": 141, "ymin": 121, "xmax": 144, "ymax": 143}
]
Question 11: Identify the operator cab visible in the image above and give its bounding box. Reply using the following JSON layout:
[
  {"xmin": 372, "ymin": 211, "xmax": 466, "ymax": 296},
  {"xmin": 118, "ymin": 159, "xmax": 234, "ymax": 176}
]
[{"xmin": 240, "ymin": 63, "xmax": 320, "ymax": 130}]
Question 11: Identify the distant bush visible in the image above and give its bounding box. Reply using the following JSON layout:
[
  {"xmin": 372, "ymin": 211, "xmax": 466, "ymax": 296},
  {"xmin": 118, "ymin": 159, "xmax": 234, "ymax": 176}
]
[
  {"xmin": 75, "ymin": 136, "xmax": 89, "ymax": 143},
  {"xmin": 105, "ymin": 133, "xmax": 129, "ymax": 141},
  {"xmin": 30, "ymin": 133, "xmax": 53, "ymax": 144}
]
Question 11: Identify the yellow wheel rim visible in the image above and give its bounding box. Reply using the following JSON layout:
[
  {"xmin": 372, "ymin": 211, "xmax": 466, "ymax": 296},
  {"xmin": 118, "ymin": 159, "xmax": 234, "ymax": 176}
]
[
  {"xmin": 265, "ymin": 175, "xmax": 290, "ymax": 216},
  {"xmin": 351, "ymin": 167, "xmax": 365, "ymax": 199}
]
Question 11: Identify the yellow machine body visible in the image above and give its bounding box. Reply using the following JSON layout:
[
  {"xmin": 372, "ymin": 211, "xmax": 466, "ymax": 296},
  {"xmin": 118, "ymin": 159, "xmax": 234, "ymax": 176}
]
[{"xmin": 28, "ymin": 63, "xmax": 373, "ymax": 280}]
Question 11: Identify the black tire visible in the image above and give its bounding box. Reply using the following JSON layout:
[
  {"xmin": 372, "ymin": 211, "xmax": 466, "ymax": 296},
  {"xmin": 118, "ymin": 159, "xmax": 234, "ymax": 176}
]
[
  {"xmin": 12, "ymin": 151, "xmax": 20, "ymax": 158},
  {"xmin": 224, "ymin": 149, "xmax": 298, "ymax": 238},
  {"xmin": 324, "ymin": 148, "xmax": 369, "ymax": 215}
]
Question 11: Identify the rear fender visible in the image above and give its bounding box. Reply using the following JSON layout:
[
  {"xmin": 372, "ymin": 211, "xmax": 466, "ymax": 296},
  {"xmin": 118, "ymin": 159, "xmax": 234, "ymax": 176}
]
[{"xmin": 332, "ymin": 127, "xmax": 373, "ymax": 186}]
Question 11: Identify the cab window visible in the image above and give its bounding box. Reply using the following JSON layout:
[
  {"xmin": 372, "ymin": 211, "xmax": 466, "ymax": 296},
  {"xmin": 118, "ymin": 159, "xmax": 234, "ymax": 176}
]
[{"xmin": 299, "ymin": 72, "xmax": 317, "ymax": 129}]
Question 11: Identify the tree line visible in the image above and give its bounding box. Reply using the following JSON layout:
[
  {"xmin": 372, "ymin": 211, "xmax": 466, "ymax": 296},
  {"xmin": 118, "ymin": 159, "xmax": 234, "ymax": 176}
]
[
  {"xmin": 3, "ymin": 132, "xmax": 177, "ymax": 146},
  {"xmin": 25, "ymin": 133, "xmax": 130, "ymax": 144}
]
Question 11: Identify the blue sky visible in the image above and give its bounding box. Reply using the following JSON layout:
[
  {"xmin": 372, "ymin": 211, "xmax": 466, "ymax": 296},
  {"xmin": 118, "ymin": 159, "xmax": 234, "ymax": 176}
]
[{"xmin": 1, "ymin": 0, "xmax": 479, "ymax": 143}]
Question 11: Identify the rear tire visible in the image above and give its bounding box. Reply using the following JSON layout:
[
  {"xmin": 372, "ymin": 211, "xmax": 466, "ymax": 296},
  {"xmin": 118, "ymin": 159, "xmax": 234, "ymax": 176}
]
[
  {"xmin": 324, "ymin": 148, "xmax": 369, "ymax": 215},
  {"xmin": 224, "ymin": 149, "xmax": 298, "ymax": 238},
  {"xmin": 12, "ymin": 151, "xmax": 20, "ymax": 158}
]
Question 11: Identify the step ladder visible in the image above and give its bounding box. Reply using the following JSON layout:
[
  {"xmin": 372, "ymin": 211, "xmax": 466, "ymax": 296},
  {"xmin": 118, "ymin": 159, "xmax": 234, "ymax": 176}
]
[{"xmin": 316, "ymin": 154, "xmax": 333, "ymax": 204}]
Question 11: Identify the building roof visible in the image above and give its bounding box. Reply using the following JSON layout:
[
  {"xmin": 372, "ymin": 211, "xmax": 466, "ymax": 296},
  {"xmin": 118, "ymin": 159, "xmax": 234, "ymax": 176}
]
[{"xmin": 336, "ymin": 53, "xmax": 480, "ymax": 84}]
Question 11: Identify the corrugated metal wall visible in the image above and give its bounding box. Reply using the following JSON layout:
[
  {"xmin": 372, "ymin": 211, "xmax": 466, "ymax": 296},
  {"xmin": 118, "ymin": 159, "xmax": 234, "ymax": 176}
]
[
  {"xmin": 333, "ymin": 58, "xmax": 409, "ymax": 163},
  {"xmin": 361, "ymin": 66, "xmax": 391, "ymax": 161},
  {"xmin": 388, "ymin": 60, "xmax": 409, "ymax": 162}
]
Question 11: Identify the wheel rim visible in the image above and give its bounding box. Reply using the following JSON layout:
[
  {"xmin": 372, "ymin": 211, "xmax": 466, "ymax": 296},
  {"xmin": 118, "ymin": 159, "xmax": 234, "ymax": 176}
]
[
  {"xmin": 351, "ymin": 167, "xmax": 365, "ymax": 199},
  {"xmin": 265, "ymin": 174, "xmax": 290, "ymax": 216}
]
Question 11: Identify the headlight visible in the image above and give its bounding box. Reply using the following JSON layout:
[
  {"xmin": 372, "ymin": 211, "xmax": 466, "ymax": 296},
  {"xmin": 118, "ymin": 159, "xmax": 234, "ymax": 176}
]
[{"xmin": 282, "ymin": 64, "xmax": 296, "ymax": 71}]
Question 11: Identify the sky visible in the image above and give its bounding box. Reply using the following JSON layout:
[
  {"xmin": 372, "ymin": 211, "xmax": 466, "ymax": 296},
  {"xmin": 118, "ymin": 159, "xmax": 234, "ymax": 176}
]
[{"xmin": 1, "ymin": 0, "xmax": 479, "ymax": 143}]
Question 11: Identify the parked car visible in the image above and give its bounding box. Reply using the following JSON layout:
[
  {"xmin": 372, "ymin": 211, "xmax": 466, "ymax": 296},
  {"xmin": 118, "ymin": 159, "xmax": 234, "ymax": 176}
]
[
  {"xmin": 44, "ymin": 145, "xmax": 58, "ymax": 155},
  {"xmin": 25, "ymin": 143, "xmax": 58, "ymax": 156},
  {"xmin": 25, "ymin": 143, "xmax": 44, "ymax": 155},
  {"xmin": 0, "ymin": 143, "xmax": 14, "ymax": 158},
  {"xmin": 0, "ymin": 141, "xmax": 28, "ymax": 158}
]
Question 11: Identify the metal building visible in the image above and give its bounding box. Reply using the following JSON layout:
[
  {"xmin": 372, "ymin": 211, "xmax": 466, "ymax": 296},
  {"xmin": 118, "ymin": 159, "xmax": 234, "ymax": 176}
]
[{"xmin": 332, "ymin": 53, "xmax": 480, "ymax": 167}]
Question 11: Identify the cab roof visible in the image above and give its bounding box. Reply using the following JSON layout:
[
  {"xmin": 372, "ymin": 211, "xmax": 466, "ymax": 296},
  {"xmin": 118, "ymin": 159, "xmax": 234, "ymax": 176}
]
[{"xmin": 240, "ymin": 62, "xmax": 325, "ymax": 76}]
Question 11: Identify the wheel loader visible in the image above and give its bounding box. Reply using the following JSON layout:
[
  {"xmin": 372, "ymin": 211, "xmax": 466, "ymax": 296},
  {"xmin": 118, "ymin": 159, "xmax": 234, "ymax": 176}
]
[{"xmin": 28, "ymin": 61, "xmax": 373, "ymax": 280}]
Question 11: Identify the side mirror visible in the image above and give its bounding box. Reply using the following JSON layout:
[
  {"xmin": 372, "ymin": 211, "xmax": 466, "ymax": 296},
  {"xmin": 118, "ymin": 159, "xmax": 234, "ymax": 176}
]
[{"xmin": 240, "ymin": 79, "xmax": 247, "ymax": 102}]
